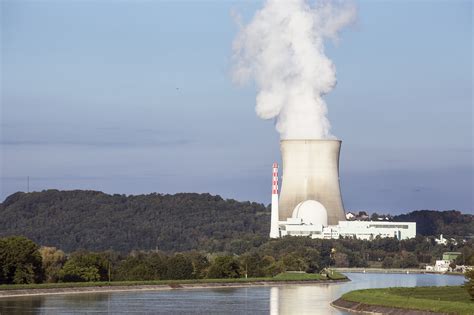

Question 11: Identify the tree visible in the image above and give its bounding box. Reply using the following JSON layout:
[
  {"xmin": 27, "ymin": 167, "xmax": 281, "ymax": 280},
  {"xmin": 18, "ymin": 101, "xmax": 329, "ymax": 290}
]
[
  {"xmin": 260, "ymin": 255, "xmax": 281, "ymax": 276},
  {"xmin": 147, "ymin": 252, "xmax": 168, "ymax": 279},
  {"xmin": 399, "ymin": 253, "xmax": 418, "ymax": 268},
  {"xmin": 207, "ymin": 256, "xmax": 241, "ymax": 279},
  {"xmin": 333, "ymin": 252, "xmax": 349, "ymax": 268},
  {"xmin": 114, "ymin": 252, "xmax": 167, "ymax": 281},
  {"xmin": 372, "ymin": 238, "xmax": 400, "ymax": 252},
  {"xmin": 299, "ymin": 248, "xmax": 321, "ymax": 273},
  {"xmin": 240, "ymin": 252, "xmax": 274, "ymax": 277},
  {"xmin": 465, "ymin": 269, "xmax": 474, "ymax": 299},
  {"xmin": 280, "ymin": 253, "xmax": 307, "ymax": 272},
  {"xmin": 382, "ymin": 256, "xmax": 394, "ymax": 269},
  {"xmin": 319, "ymin": 242, "xmax": 334, "ymax": 268},
  {"xmin": 59, "ymin": 251, "xmax": 108, "ymax": 282},
  {"xmin": 0, "ymin": 236, "xmax": 43, "ymax": 284},
  {"xmin": 115, "ymin": 257, "xmax": 155, "ymax": 281},
  {"xmin": 186, "ymin": 251, "xmax": 210, "ymax": 279},
  {"xmin": 39, "ymin": 247, "xmax": 66, "ymax": 283},
  {"xmin": 466, "ymin": 253, "xmax": 474, "ymax": 266},
  {"xmin": 165, "ymin": 254, "xmax": 194, "ymax": 280},
  {"xmin": 59, "ymin": 263, "xmax": 100, "ymax": 282},
  {"xmin": 347, "ymin": 252, "xmax": 368, "ymax": 268}
]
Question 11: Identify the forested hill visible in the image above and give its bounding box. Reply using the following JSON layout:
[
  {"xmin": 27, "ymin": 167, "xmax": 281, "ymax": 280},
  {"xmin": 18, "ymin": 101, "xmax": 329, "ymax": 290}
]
[
  {"xmin": 0, "ymin": 190, "xmax": 270, "ymax": 253},
  {"xmin": 0, "ymin": 190, "xmax": 472, "ymax": 253},
  {"xmin": 393, "ymin": 210, "xmax": 473, "ymax": 238}
]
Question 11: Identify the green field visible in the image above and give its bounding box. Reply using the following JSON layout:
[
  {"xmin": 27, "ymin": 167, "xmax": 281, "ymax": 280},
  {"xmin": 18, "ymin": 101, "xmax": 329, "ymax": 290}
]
[
  {"xmin": 273, "ymin": 271, "xmax": 346, "ymax": 281},
  {"xmin": 0, "ymin": 271, "xmax": 347, "ymax": 291},
  {"xmin": 341, "ymin": 286, "xmax": 474, "ymax": 315}
]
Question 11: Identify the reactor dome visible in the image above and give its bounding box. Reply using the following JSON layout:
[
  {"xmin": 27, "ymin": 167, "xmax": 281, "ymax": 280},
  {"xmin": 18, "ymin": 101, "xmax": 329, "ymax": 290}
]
[{"xmin": 292, "ymin": 200, "xmax": 328, "ymax": 226}]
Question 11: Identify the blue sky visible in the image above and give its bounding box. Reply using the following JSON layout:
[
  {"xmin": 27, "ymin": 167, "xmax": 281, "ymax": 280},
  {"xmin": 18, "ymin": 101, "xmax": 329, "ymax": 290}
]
[{"xmin": 1, "ymin": 0, "xmax": 472, "ymax": 214}]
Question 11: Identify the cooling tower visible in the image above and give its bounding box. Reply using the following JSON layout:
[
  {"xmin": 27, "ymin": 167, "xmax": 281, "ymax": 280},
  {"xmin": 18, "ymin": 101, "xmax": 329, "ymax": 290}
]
[{"xmin": 278, "ymin": 139, "xmax": 345, "ymax": 225}]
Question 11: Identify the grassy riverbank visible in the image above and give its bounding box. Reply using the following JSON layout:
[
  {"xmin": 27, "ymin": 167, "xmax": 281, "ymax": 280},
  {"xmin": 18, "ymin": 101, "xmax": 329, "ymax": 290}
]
[
  {"xmin": 0, "ymin": 271, "xmax": 347, "ymax": 291},
  {"xmin": 341, "ymin": 286, "xmax": 474, "ymax": 315}
]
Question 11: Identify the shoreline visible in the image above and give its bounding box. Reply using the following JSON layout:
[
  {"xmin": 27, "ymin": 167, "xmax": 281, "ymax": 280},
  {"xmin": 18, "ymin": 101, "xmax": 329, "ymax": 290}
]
[
  {"xmin": 332, "ymin": 268, "xmax": 465, "ymax": 276},
  {"xmin": 0, "ymin": 279, "xmax": 349, "ymax": 299},
  {"xmin": 332, "ymin": 285, "xmax": 474, "ymax": 315},
  {"xmin": 331, "ymin": 298, "xmax": 449, "ymax": 315}
]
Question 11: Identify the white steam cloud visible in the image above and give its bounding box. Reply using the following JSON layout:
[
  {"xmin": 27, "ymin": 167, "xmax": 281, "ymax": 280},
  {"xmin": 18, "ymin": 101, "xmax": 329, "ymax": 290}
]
[{"xmin": 232, "ymin": 0, "xmax": 356, "ymax": 139}]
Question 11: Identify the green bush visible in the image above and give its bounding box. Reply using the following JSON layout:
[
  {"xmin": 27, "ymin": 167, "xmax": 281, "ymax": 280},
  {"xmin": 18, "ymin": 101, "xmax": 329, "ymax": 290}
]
[
  {"xmin": 207, "ymin": 256, "xmax": 241, "ymax": 279},
  {"xmin": 59, "ymin": 264, "xmax": 100, "ymax": 282}
]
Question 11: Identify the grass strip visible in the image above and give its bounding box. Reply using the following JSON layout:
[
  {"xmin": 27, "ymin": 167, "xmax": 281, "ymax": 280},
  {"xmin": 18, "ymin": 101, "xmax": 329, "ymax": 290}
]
[
  {"xmin": 341, "ymin": 285, "xmax": 474, "ymax": 315},
  {"xmin": 0, "ymin": 271, "xmax": 346, "ymax": 291}
]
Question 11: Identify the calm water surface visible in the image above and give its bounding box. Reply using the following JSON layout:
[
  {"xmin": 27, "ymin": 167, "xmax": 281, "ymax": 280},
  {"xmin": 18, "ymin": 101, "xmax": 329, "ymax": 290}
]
[{"xmin": 0, "ymin": 273, "xmax": 465, "ymax": 315}]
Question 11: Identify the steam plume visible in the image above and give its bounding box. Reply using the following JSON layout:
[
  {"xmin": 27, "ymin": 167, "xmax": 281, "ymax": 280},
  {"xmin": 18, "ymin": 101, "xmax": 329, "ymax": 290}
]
[{"xmin": 232, "ymin": 0, "xmax": 356, "ymax": 139}]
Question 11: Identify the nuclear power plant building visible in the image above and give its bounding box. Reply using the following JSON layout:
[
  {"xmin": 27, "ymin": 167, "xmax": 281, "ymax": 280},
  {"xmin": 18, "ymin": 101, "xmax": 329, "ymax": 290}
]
[{"xmin": 269, "ymin": 139, "xmax": 416, "ymax": 240}]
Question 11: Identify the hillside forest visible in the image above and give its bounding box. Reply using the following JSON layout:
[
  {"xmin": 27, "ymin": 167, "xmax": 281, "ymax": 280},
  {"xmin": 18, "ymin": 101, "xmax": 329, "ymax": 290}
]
[{"xmin": 1, "ymin": 190, "xmax": 472, "ymax": 253}]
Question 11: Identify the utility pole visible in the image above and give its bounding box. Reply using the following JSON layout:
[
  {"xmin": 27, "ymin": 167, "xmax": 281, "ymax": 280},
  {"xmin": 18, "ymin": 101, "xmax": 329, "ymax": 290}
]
[{"xmin": 27, "ymin": 176, "xmax": 29, "ymax": 193}]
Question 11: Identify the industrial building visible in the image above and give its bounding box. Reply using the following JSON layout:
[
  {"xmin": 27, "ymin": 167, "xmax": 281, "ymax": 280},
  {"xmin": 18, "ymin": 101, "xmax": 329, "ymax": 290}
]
[
  {"xmin": 269, "ymin": 139, "xmax": 416, "ymax": 240},
  {"xmin": 277, "ymin": 140, "xmax": 345, "ymax": 225}
]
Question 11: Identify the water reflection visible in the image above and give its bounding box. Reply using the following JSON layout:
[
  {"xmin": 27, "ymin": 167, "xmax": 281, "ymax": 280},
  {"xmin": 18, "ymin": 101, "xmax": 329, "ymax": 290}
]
[
  {"xmin": 270, "ymin": 287, "xmax": 279, "ymax": 315},
  {"xmin": 0, "ymin": 274, "xmax": 466, "ymax": 315},
  {"xmin": 269, "ymin": 284, "xmax": 348, "ymax": 315},
  {"xmin": 0, "ymin": 296, "xmax": 44, "ymax": 315},
  {"xmin": 268, "ymin": 273, "xmax": 465, "ymax": 315}
]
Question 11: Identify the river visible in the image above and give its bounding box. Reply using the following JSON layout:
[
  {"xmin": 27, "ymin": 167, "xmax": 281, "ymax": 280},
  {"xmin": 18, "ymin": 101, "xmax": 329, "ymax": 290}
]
[{"xmin": 0, "ymin": 273, "xmax": 465, "ymax": 314}]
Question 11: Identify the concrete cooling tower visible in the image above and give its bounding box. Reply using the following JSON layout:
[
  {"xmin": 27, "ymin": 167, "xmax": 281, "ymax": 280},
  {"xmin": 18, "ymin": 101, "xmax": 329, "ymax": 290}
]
[{"xmin": 278, "ymin": 139, "xmax": 346, "ymax": 225}]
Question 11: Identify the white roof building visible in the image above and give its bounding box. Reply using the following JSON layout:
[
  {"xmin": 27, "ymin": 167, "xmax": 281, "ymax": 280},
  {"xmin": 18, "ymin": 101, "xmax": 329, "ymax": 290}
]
[
  {"xmin": 277, "ymin": 200, "xmax": 416, "ymax": 240},
  {"xmin": 433, "ymin": 260, "xmax": 451, "ymax": 272}
]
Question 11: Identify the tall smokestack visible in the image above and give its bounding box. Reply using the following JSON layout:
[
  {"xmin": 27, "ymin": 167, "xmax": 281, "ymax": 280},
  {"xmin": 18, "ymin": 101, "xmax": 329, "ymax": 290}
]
[
  {"xmin": 269, "ymin": 162, "xmax": 280, "ymax": 238},
  {"xmin": 278, "ymin": 140, "xmax": 345, "ymax": 225}
]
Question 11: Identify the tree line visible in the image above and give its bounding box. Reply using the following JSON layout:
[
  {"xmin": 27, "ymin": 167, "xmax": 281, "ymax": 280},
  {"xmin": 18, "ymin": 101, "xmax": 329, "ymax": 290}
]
[
  {"xmin": 0, "ymin": 236, "xmax": 321, "ymax": 284},
  {"xmin": 1, "ymin": 235, "xmax": 473, "ymax": 288}
]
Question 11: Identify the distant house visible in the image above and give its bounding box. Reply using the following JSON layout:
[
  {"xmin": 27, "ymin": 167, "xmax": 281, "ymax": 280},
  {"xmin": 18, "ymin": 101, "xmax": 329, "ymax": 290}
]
[
  {"xmin": 427, "ymin": 263, "xmax": 470, "ymax": 274},
  {"xmin": 433, "ymin": 260, "xmax": 451, "ymax": 272},
  {"xmin": 425, "ymin": 252, "xmax": 465, "ymax": 273},
  {"xmin": 435, "ymin": 234, "xmax": 447, "ymax": 245}
]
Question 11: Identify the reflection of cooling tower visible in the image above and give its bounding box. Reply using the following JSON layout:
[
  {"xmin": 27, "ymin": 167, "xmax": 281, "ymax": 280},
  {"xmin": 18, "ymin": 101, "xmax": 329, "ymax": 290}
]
[{"xmin": 279, "ymin": 139, "xmax": 345, "ymax": 225}]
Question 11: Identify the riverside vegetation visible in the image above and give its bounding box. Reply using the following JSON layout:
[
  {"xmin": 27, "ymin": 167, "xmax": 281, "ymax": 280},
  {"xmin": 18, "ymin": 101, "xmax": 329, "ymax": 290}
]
[
  {"xmin": 0, "ymin": 235, "xmax": 473, "ymax": 294},
  {"xmin": 0, "ymin": 236, "xmax": 348, "ymax": 287}
]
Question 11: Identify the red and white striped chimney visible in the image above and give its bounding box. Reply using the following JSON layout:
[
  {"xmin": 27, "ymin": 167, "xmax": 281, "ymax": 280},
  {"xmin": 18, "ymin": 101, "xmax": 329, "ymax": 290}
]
[
  {"xmin": 269, "ymin": 162, "xmax": 280, "ymax": 238},
  {"xmin": 272, "ymin": 162, "xmax": 279, "ymax": 194}
]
